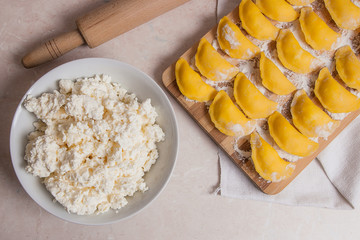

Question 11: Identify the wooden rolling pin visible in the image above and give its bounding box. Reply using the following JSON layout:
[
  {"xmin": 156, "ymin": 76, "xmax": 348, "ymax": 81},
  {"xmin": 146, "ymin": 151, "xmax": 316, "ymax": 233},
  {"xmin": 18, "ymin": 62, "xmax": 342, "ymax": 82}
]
[{"xmin": 22, "ymin": 0, "xmax": 190, "ymax": 68}]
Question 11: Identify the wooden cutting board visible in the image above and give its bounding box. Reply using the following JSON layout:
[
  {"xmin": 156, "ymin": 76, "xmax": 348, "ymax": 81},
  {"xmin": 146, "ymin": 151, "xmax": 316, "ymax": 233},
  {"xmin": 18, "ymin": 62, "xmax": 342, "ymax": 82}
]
[{"xmin": 161, "ymin": 6, "xmax": 360, "ymax": 194}]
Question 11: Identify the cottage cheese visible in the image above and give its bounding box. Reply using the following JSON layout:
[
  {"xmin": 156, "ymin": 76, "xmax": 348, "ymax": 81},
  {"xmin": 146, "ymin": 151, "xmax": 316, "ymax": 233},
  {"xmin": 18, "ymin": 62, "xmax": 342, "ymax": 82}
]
[{"xmin": 23, "ymin": 74, "xmax": 165, "ymax": 215}]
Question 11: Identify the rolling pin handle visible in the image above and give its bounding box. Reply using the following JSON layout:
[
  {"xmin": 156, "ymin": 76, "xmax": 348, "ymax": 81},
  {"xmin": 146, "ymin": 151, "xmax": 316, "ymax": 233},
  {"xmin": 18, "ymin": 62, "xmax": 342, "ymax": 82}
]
[{"xmin": 22, "ymin": 30, "xmax": 85, "ymax": 68}]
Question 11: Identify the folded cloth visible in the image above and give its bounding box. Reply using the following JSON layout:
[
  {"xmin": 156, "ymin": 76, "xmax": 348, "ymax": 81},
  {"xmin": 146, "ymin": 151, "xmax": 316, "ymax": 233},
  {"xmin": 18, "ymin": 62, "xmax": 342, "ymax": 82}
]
[
  {"xmin": 317, "ymin": 116, "xmax": 360, "ymax": 209},
  {"xmin": 219, "ymin": 116, "xmax": 360, "ymax": 209}
]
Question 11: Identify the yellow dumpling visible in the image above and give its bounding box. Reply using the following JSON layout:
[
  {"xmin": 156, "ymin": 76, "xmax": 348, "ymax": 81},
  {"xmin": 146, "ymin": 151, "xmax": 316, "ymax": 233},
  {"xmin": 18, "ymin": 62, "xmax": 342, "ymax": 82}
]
[
  {"xmin": 268, "ymin": 111, "xmax": 319, "ymax": 157},
  {"xmin": 299, "ymin": 7, "xmax": 340, "ymax": 51},
  {"xmin": 276, "ymin": 29, "xmax": 317, "ymax": 74},
  {"xmin": 175, "ymin": 58, "xmax": 217, "ymax": 102},
  {"xmin": 217, "ymin": 16, "xmax": 260, "ymax": 59},
  {"xmin": 209, "ymin": 91, "xmax": 256, "ymax": 136},
  {"xmin": 250, "ymin": 132, "xmax": 295, "ymax": 182},
  {"xmin": 286, "ymin": 0, "xmax": 315, "ymax": 6},
  {"xmin": 314, "ymin": 68, "xmax": 360, "ymax": 113},
  {"xmin": 259, "ymin": 52, "xmax": 296, "ymax": 95},
  {"xmin": 233, "ymin": 72, "xmax": 278, "ymax": 119},
  {"xmin": 335, "ymin": 45, "xmax": 360, "ymax": 91},
  {"xmin": 255, "ymin": 0, "xmax": 299, "ymax": 22},
  {"xmin": 291, "ymin": 90, "xmax": 339, "ymax": 138},
  {"xmin": 324, "ymin": 0, "xmax": 360, "ymax": 30},
  {"xmin": 239, "ymin": 0, "xmax": 280, "ymax": 41},
  {"xmin": 195, "ymin": 38, "xmax": 239, "ymax": 82}
]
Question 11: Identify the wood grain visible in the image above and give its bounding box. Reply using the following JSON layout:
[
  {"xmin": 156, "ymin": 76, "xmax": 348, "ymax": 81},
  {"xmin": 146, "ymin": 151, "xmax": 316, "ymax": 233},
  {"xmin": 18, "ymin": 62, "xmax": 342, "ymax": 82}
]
[
  {"xmin": 22, "ymin": 0, "xmax": 190, "ymax": 68},
  {"xmin": 22, "ymin": 30, "xmax": 85, "ymax": 68},
  {"xmin": 161, "ymin": 7, "xmax": 360, "ymax": 194},
  {"xmin": 76, "ymin": 0, "xmax": 190, "ymax": 48}
]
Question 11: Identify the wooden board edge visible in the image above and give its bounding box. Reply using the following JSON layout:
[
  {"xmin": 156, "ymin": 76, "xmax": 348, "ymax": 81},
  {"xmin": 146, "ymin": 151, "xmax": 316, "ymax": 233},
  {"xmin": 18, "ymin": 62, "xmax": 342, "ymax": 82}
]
[{"xmin": 160, "ymin": 4, "xmax": 360, "ymax": 195}]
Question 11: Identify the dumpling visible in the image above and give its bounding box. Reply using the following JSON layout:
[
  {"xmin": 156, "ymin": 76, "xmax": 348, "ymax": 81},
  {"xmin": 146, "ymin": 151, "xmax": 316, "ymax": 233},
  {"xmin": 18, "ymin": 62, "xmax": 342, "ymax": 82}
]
[
  {"xmin": 324, "ymin": 0, "xmax": 360, "ymax": 30},
  {"xmin": 276, "ymin": 29, "xmax": 317, "ymax": 74},
  {"xmin": 239, "ymin": 0, "xmax": 279, "ymax": 41},
  {"xmin": 291, "ymin": 90, "xmax": 339, "ymax": 138},
  {"xmin": 335, "ymin": 45, "xmax": 360, "ymax": 91},
  {"xmin": 255, "ymin": 0, "xmax": 299, "ymax": 22},
  {"xmin": 286, "ymin": 0, "xmax": 315, "ymax": 6},
  {"xmin": 299, "ymin": 7, "xmax": 340, "ymax": 51},
  {"xmin": 195, "ymin": 38, "xmax": 239, "ymax": 81},
  {"xmin": 209, "ymin": 90, "xmax": 256, "ymax": 136},
  {"xmin": 250, "ymin": 132, "xmax": 295, "ymax": 182},
  {"xmin": 175, "ymin": 58, "xmax": 217, "ymax": 102},
  {"xmin": 314, "ymin": 67, "xmax": 360, "ymax": 113},
  {"xmin": 268, "ymin": 111, "xmax": 319, "ymax": 157},
  {"xmin": 259, "ymin": 52, "xmax": 296, "ymax": 95},
  {"xmin": 217, "ymin": 16, "xmax": 260, "ymax": 59},
  {"xmin": 233, "ymin": 72, "xmax": 278, "ymax": 119}
]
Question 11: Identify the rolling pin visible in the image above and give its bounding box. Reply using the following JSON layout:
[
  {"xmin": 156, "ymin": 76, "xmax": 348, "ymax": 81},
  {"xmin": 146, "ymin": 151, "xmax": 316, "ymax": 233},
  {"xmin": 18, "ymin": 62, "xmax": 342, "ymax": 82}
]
[{"xmin": 22, "ymin": 0, "xmax": 190, "ymax": 68}]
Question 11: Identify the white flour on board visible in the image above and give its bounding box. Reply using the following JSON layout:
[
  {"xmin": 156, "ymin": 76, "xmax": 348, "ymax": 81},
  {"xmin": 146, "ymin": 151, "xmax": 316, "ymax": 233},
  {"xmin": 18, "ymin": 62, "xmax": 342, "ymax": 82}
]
[{"xmin": 179, "ymin": 1, "xmax": 360, "ymax": 163}]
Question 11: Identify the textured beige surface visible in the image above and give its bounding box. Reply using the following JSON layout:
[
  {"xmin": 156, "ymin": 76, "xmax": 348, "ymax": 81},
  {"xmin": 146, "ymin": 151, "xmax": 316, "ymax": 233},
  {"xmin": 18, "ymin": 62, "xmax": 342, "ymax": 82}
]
[{"xmin": 1, "ymin": 0, "xmax": 360, "ymax": 239}]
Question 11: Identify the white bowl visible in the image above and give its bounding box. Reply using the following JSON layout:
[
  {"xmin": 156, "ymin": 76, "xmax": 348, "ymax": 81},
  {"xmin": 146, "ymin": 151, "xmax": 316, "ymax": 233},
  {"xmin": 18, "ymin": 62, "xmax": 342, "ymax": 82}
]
[{"xmin": 10, "ymin": 58, "xmax": 178, "ymax": 225}]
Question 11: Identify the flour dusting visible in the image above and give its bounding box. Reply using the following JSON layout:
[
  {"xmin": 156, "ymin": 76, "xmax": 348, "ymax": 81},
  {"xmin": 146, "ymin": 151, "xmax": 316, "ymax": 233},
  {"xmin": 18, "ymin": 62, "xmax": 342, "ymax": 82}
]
[{"xmin": 179, "ymin": 0, "xmax": 360, "ymax": 167}]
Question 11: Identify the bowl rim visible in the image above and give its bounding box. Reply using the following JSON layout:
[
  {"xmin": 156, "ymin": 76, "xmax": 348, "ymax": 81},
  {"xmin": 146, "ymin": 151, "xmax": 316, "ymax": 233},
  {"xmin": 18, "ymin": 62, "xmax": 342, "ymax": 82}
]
[{"xmin": 9, "ymin": 58, "xmax": 179, "ymax": 225}]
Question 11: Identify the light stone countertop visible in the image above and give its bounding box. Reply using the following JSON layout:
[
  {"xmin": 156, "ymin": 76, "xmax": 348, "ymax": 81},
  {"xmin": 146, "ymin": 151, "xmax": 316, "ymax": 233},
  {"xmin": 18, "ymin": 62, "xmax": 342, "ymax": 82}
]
[{"xmin": 1, "ymin": 0, "xmax": 359, "ymax": 239}]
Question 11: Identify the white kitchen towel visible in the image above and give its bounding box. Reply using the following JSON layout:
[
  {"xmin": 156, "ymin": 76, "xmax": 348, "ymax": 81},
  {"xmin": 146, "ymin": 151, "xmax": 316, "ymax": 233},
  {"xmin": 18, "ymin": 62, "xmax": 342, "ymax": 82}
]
[{"xmin": 219, "ymin": 116, "xmax": 360, "ymax": 209}]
